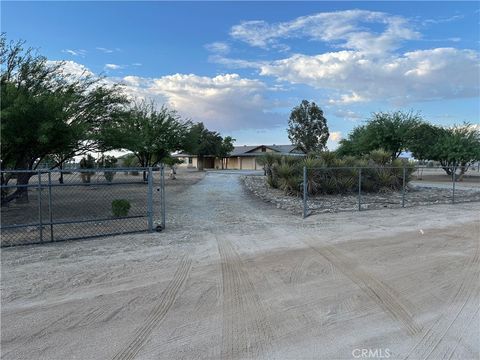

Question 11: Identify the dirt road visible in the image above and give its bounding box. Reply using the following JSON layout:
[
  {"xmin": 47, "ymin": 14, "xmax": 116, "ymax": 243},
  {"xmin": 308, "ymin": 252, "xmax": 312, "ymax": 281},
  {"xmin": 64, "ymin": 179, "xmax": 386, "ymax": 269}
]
[{"xmin": 1, "ymin": 171, "xmax": 479, "ymax": 359}]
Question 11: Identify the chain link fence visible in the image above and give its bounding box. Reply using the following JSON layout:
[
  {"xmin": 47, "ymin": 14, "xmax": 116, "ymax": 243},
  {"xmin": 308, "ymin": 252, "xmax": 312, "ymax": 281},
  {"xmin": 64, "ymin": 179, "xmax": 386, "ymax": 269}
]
[
  {"xmin": 1, "ymin": 167, "xmax": 165, "ymax": 246},
  {"xmin": 302, "ymin": 165, "xmax": 480, "ymax": 218}
]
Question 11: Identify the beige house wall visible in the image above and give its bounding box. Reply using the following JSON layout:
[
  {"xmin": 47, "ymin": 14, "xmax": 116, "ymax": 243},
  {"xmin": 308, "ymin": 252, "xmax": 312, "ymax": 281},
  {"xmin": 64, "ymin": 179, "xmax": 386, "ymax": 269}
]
[
  {"xmin": 226, "ymin": 157, "xmax": 239, "ymax": 169},
  {"xmin": 240, "ymin": 157, "xmax": 255, "ymax": 170},
  {"xmin": 176, "ymin": 156, "xmax": 197, "ymax": 168},
  {"xmin": 176, "ymin": 154, "xmax": 267, "ymax": 170}
]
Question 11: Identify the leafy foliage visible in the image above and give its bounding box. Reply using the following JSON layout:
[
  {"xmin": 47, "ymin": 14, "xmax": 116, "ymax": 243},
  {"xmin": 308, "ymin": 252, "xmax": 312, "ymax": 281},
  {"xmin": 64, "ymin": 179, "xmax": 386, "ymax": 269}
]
[
  {"xmin": 183, "ymin": 123, "xmax": 235, "ymax": 170},
  {"xmin": 100, "ymin": 101, "xmax": 188, "ymax": 172},
  {"xmin": 263, "ymin": 151, "xmax": 414, "ymax": 196},
  {"xmin": 287, "ymin": 100, "xmax": 329, "ymax": 153},
  {"xmin": 1, "ymin": 35, "xmax": 126, "ymax": 203},
  {"xmin": 410, "ymin": 123, "xmax": 480, "ymax": 177},
  {"xmin": 1, "ymin": 35, "xmax": 127, "ymax": 171},
  {"xmin": 111, "ymin": 199, "xmax": 131, "ymax": 217},
  {"xmin": 337, "ymin": 111, "xmax": 423, "ymax": 159}
]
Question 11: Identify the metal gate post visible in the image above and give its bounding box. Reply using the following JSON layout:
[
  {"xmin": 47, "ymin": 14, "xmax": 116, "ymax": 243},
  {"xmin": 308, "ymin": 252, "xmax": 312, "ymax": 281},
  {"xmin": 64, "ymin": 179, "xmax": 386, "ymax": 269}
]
[
  {"xmin": 37, "ymin": 170, "xmax": 43, "ymax": 242},
  {"xmin": 147, "ymin": 167, "xmax": 153, "ymax": 232},
  {"xmin": 452, "ymin": 165, "xmax": 456, "ymax": 204},
  {"xmin": 303, "ymin": 166, "xmax": 307, "ymax": 219},
  {"xmin": 47, "ymin": 171, "xmax": 54, "ymax": 241},
  {"xmin": 161, "ymin": 165, "xmax": 166, "ymax": 229},
  {"xmin": 358, "ymin": 168, "xmax": 362, "ymax": 211},
  {"xmin": 402, "ymin": 166, "xmax": 406, "ymax": 208}
]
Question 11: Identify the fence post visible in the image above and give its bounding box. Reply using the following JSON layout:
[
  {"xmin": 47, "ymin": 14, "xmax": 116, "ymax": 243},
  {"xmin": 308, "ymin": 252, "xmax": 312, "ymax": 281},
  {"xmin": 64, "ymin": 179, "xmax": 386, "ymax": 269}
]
[
  {"xmin": 303, "ymin": 166, "xmax": 307, "ymax": 219},
  {"xmin": 402, "ymin": 166, "xmax": 406, "ymax": 208},
  {"xmin": 47, "ymin": 171, "xmax": 54, "ymax": 241},
  {"xmin": 37, "ymin": 170, "xmax": 43, "ymax": 243},
  {"xmin": 358, "ymin": 168, "xmax": 362, "ymax": 211},
  {"xmin": 147, "ymin": 167, "xmax": 153, "ymax": 232},
  {"xmin": 452, "ymin": 165, "xmax": 456, "ymax": 204},
  {"xmin": 161, "ymin": 165, "xmax": 166, "ymax": 230}
]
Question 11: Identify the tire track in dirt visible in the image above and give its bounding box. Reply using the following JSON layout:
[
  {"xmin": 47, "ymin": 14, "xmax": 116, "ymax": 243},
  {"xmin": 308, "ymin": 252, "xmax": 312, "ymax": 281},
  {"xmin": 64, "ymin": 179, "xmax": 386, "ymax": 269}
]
[
  {"xmin": 288, "ymin": 252, "xmax": 336, "ymax": 285},
  {"xmin": 111, "ymin": 255, "xmax": 192, "ymax": 360},
  {"xmin": 304, "ymin": 241, "xmax": 422, "ymax": 336},
  {"xmin": 216, "ymin": 236, "xmax": 274, "ymax": 359},
  {"xmin": 404, "ymin": 229, "xmax": 480, "ymax": 360}
]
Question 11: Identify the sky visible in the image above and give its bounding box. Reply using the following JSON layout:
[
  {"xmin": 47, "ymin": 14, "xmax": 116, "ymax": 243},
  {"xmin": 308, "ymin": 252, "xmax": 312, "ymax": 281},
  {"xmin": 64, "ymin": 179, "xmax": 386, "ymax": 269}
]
[{"xmin": 2, "ymin": 1, "xmax": 480, "ymax": 149}]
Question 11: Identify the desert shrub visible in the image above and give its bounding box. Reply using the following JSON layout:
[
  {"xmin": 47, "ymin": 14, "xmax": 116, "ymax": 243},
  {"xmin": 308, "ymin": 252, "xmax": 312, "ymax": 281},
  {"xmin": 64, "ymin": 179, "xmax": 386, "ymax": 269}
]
[
  {"xmin": 97, "ymin": 155, "xmax": 117, "ymax": 182},
  {"xmin": 275, "ymin": 159, "xmax": 302, "ymax": 195},
  {"xmin": 263, "ymin": 150, "xmax": 415, "ymax": 196},
  {"xmin": 79, "ymin": 155, "xmax": 95, "ymax": 183},
  {"xmin": 111, "ymin": 199, "xmax": 131, "ymax": 217}
]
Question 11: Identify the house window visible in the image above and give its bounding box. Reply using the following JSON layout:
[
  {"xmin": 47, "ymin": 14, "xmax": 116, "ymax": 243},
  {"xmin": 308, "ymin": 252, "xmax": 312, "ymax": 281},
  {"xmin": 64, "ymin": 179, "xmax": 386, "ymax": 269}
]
[
  {"xmin": 261, "ymin": 146, "xmax": 266, "ymax": 152},
  {"xmin": 188, "ymin": 157, "xmax": 192, "ymax": 164}
]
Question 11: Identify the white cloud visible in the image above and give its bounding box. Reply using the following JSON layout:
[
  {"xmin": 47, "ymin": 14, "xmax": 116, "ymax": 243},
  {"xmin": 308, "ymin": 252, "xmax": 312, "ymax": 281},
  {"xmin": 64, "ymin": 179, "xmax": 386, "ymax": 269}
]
[
  {"xmin": 422, "ymin": 14, "xmax": 464, "ymax": 25},
  {"xmin": 328, "ymin": 92, "xmax": 366, "ymax": 104},
  {"xmin": 104, "ymin": 63, "xmax": 124, "ymax": 70},
  {"xmin": 333, "ymin": 109, "xmax": 364, "ymax": 121},
  {"xmin": 258, "ymin": 48, "xmax": 479, "ymax": 105},
  {"xmin": 230, "ymin": 10, "xmax": 419, "ymax": 54},
  {"xmin": 47, "ymin": 60, "xmax": 94, "ymax": 78},
  {"xmin": 96, "ymin": 47, "xmax": 121, "ymax": 53},
  {"xmin": 330, "ymin": 131, "xmax": 342, "ymax": 141},
  {"xmin": 62, "ymin": 49, "xmax": 87, "ymax": 57},
  {"xmin": 48, "ymin": 61, "xmax": 279, "ymax": 131},
  {"xmin": 205, "ymin": 42, "xmax": 230, "ymax": 54},
  {"xmin": 96, "ymin": 47, "xmax": 113, "ymax": 53},
  {"xmin": 96, "ymin": 47, "xmax": 114, "ymax": 53},
  {"xmin": 145, "ymin": 73, "xmax": 281, "ymax": 130}
]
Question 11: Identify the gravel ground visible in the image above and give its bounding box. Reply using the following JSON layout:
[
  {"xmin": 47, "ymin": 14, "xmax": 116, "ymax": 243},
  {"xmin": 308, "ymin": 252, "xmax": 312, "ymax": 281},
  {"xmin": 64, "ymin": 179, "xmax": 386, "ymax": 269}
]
[
  {"xmin": 1, "ymin": 171, "xmax": 479, "ymax": 360},
  {"xmin": 243, "ymin": 175, "xmax": 480, "ymax": 215}
]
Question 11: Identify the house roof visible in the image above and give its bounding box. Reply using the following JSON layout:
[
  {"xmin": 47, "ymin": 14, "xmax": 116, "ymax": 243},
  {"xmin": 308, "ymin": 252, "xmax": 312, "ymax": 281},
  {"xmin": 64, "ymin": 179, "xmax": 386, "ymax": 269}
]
[
  {"xmin": 230, "ymin": 144, "xmax": 304, "ymax": 157},
  {"xmin": 173, "ymin": 144, "xmax": 305, "ymax": 158}
]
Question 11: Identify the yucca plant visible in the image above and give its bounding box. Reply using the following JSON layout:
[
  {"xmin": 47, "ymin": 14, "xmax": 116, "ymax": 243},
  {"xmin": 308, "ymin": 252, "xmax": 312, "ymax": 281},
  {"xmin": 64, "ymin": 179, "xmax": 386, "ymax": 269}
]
[{"xmin": 275, "ymin": 160, "xmax": 302, "ymax": 195}]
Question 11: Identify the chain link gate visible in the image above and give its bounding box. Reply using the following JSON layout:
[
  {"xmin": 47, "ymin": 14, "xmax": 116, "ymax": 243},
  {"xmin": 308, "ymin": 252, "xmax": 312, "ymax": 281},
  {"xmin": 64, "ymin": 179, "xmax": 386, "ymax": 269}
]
[{"xmin": 0, "ymin": 166, "xmax": 165, "ymax": 247}]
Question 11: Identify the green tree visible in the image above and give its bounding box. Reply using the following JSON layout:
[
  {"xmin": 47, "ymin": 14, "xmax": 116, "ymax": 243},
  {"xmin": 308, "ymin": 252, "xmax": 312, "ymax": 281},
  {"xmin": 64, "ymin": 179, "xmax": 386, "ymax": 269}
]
[
  {"xmin": 336, "ymin": 126, "xmax": 370, "ymax": 157},
  {"xmin": 287, "ymin": 100, "xmax": 329, "ymax": 153},
  {"xmin": 408, "ymin": 122, "xmax": 444, "ymax": 162},
  {"xmin": 1, "ymin": 36, "xmax": 126, "ymax": 203},
  {"xmin": 411, "ymin": 124, "xmax": 480, "ymax": 178},
  {"xmin": 218, "ymin": 136, "xmax": 235, "ymax": 169},
  {"xmin": 183, "ymin": 123, "xmax": 223, "ymax": 171},
  {"xmin": 99, "ymin": 101, "xmax": 189, "ymax": 181},
  {"xmin": 336, "ymin": 111, "xmax": 423, "ymax": 160}
]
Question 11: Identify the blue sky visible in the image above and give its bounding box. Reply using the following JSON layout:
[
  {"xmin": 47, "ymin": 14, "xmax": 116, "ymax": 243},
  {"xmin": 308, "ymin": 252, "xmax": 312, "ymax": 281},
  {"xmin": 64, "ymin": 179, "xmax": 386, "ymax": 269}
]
[{"xmin": 3, "ymin": 1, "xmax": 479, "ymax": 148}]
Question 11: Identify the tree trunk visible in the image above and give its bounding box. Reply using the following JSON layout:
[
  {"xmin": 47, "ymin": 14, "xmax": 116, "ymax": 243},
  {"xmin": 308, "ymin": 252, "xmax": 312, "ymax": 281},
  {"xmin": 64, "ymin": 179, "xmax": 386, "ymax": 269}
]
[
  {"xmin": 457, "ymin": 163, "xmax": 469, "ymax": 182},
  {"xmin": 440, "ymin": 161, "xmax": 453, "ymax": 176},
  {"xmin": 58, "ymin": 163, "xmax": 64, "ymax": 184},
  {"xmin": 1, "ymin": 172, "xmax": 34, "ymax": 205}
]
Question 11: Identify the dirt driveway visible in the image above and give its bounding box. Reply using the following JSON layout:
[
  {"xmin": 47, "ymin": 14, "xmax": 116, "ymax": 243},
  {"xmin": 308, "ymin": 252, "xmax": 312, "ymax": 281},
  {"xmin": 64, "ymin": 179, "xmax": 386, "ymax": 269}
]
[{"xmin": 1, "ymin": 171, "xmax": 479, "ymax": 359}]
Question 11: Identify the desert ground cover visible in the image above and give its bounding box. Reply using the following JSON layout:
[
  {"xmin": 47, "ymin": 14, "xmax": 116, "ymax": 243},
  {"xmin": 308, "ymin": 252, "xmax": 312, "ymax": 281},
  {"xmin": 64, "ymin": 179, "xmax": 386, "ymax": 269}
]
[{"xmin": 1, "ymin": 171, "xmax": 479, "ymax": 360}]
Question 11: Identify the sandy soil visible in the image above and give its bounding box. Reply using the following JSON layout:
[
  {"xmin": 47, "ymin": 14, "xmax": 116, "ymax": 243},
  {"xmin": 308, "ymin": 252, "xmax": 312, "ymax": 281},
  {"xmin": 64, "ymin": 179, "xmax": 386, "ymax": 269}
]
[{"xmin": 1, "ymin": 171, "xmax": 479, "ymax": 359}]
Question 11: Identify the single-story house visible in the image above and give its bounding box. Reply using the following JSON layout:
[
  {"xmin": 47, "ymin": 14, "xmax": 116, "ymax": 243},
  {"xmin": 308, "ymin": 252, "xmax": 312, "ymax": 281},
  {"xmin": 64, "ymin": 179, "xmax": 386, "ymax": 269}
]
[{"xmin": 173, "ymin": 144, "xmax": 305, "ymax": 170}]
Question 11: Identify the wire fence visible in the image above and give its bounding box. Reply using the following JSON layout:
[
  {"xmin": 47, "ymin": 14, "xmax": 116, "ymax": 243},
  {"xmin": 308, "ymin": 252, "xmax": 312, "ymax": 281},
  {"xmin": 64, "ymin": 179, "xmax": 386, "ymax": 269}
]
[
  {"xmin": 302, "ymin": 165, "xmax": 480, "ymax": 218},
  {"xmin": 0, "ymin": 167, "xmax": 165, "ymax": 247}
]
